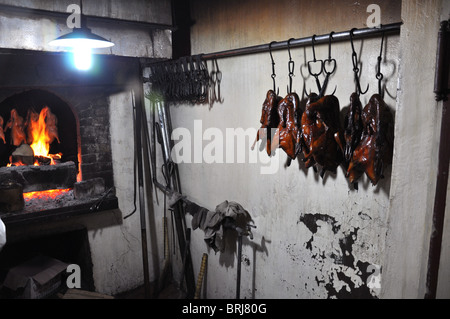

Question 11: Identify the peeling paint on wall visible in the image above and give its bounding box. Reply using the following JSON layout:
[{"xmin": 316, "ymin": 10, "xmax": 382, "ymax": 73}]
[{"xmin": 298, "ymin": 213, "xmax": 380, "ymax": 299}]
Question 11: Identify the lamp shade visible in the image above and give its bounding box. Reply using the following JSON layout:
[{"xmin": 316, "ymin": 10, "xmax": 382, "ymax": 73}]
[{"xmin": 49, "ymin": 27, "xmax": 114, "ymax": 49}]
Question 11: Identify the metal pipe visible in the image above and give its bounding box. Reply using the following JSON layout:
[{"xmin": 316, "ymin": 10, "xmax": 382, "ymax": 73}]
[
  {"xmin": 236, "ymin": 234, "xmax": 242, "ymax": 300},
  {"xmin": 425, "ymin": 20, "xmax": 450, "ymax": 298},
  {"xmin": 434, "ymin": 20, "xmax": 450, "ymax": 101},
  {"xmin": 201, "ymin": 22, "xmax": 402, "ymax": 61},
  {"xmin": 157, "ymin": 101, "xmax": 172, "ymax": 163},
  {"xmin": 153, "ymin": 96, "xmax": 196, "ymax": 298},
  {"xmin": 133, "ymin": 85, "xmax": 151, "ymax": 299}
]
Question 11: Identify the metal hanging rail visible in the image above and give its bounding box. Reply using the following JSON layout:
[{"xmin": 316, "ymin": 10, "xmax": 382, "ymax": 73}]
[{"xmin": 200, "ymin": 22, "xmax": 402, "ymax": 61}]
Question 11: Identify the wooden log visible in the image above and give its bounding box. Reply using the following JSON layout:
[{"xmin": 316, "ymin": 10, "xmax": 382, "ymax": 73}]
[
  {"xmin": 0, "ymin": 179, "xmax": 24, "ymax": 212},
  {"xmin": 0, "ymin": 161, "xmax": 77, "ymax": 192}
]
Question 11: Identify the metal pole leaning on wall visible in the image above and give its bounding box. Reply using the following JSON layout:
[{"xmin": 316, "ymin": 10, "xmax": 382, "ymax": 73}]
[
  {"xmin": 425, "ymin": 20, "xmax": 450, "ymax": 299},
  {"xmin": 200, "ymin": 22, "xmax": 402, "ymax": 61},
  {"xmin": 133, "ymin": 79, "xmax": 152, "ymax": 298}
]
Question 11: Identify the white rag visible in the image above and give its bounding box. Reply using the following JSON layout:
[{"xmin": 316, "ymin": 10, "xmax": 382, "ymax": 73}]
[{"xmin": 0, "ymin": 217, "xmax": 6, "ymax": 252}]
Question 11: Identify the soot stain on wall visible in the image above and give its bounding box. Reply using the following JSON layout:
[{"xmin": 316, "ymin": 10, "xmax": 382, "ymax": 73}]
[{"xmin": 298, "ymin": 213, "xmax": 378, "ymax": 299}]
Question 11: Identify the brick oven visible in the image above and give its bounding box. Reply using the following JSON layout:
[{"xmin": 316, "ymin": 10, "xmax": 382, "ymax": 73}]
[
  {"xmin": 0, "ymin": 50, "xmax": 130, "ymax": 225},
  {"xmin": 0, "ymin": 0, "xmax": 173, "ymax": 297},
  {"xmin": 0, "ymin": 49, "xmax": 138, "ymax": 295}
]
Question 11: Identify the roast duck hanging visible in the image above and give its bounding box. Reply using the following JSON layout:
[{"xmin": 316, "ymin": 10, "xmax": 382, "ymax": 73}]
[
  {"xmin": 253, "ymin": 31, "xmax": 394, "ymax": 186},
  {"xmin": 253, "ymin": 91, "xmax": 394, "ymax": 185},
  {"xmin": 335, "ymin": 93, "xmax": 363, "ymax": 164},
  {"xmin": 252, "ymin": 90, "xmax": 282, "ymax": 155},
  {"xmin": 0, "ymin": 116, "xmax": 5, "ymax": 144},
  {"xmin": 339, "ymin": 93, "xmax": 394, "ymax": 186},
  {"xmin": 300, "ymin": 93, "xmax": 343, "ymax": 177},
  {"xmin": 5, "ymin": 109, "xmax": 27, "ymax": 147},
  {"xmin": 271, "ymin": 92, "xmax": 304, "ymax": 160}
]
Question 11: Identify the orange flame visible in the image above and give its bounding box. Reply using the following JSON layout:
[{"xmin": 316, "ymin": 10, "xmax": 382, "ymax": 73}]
[
  {"xmin": 7, "ymin": 107, "xmax": 62, "ymax": 167},
  {"xmin": 29, "ymin": 107, "xmax": 52, "ymax": 158},
  {"xmin": 23, "ymin": 188, "xmax": 71, "ymax": 201}
]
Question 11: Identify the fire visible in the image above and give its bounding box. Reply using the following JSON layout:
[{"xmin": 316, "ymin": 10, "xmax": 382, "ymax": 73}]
[
  {"xmin": 23, "ymin": 188, "xmax": 71, "ymax": 201},
  {"xmin": 7, "ymin": 106, "xmax": 61, "ymax": 167},
  {"xmin": 29, "ymin": 107, "xmax": 59, "ymax": 158},
  {"xmin": 7, "ymin": 160, "xmax": 25, "ymax": 167}
]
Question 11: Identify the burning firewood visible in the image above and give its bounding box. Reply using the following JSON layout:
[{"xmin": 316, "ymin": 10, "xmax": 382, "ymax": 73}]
[{"xmin": 11, "ymin": 144, "xmax": 34, "ymax": 166}]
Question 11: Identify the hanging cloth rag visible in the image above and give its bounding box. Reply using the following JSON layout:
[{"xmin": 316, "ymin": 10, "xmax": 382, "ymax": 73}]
[
  {"xmin": 191, "ymin": 200, "xmax": 250, "ymax": 253},
  {"xmin": 168, "ymin": 191, "xmax": 250, "ymax": 253}
]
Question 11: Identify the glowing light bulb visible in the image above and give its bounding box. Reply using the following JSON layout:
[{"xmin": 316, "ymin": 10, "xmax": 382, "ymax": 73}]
[{"xmin": 73, "ymin": 46, "xmax": 92, "ymax": 71}]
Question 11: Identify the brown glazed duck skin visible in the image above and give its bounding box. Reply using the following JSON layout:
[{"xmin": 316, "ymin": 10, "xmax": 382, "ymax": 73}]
[
  {"xmin": 335, "ymin": 92, "xmax": 363, "ymax": 164},
  {"xmin": 346, "ymin": 94, "xmax": 394, "ymax": 185},
  {"xmin": 25, "ymin": 109, "xmax": 39, "ymax": 145},
  {"xmin": 0, "ymin": 116, "xmax": 5, "ymax": 144},
  {"xmin": 301, "ymin": 94, "xmax": 343, "ymax": 176},
  {"xmin": 252, "ymin": 90, "xmax": 281, "ymax": 155},
  {"xmin": 5, "ymin": 109, "xmax": 27, "ymax": 147},
  {"xmin": 43, "ymin": 106, "xmax": 60, "ymax": 144},
  {"xmin": 271, "ymin": 92, "xmax": 303, "ymax": 160}
]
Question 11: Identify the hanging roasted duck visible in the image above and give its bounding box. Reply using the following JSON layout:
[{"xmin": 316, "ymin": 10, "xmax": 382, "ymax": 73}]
[
  {"xmin": 300, "ymin": 94, "xmax": 343, "ymax": 177},
  {"xmin": 252, "ymin": 41, "xmax": 283, "ymax": 156},
  {"xmin": 270, "ymin": 92, "xmax": 303, "ymax": 160},
  {"xmin": 346, "ymin": 94, "xmax": 394, "ymax": 185},
  {"xmin": 43, "ymin": 106, "xmax": 60, "ymax": 144},
  {"xmin": 5, "ymin": 109, "xmax": 26, "ymax": 147},
  {"xmin": 25, "ymin": 109, "xmax": 39, "ymax": 145},
  {"xmin": 0, "ymin": 116, "xmax": 5, "ymax": 144},
  {"xmin": 252, "ymin": 90, "xmax": 282, "ymax": 155},
  {"xmin": 334, "ymin": 92, "xmax": 363, "ymax": 164}
]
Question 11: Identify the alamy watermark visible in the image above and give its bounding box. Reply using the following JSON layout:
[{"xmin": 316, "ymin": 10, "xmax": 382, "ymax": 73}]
[
  {"xmin": 66, "ymin": 264, "xmax": 81, "ymax": 289},
  {"xmin": 66, "ymin": 4, "xmax": 81, "ymax": 29},
  {"xmin": 367, "ymin": 4, "xmax": 381, "ymax": 28},
  {"xmin": 171, "ymin": 120, "xmax": 281, "ymax": 175},
  {"xmin": 367, "ymin": 263, "xmax": 382, "ymax": 294}
]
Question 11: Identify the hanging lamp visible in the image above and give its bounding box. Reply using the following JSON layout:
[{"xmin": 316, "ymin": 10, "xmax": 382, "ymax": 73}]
[{"xmin": 49, "ymin": 1, "xmax": 114, "ymax": 70}]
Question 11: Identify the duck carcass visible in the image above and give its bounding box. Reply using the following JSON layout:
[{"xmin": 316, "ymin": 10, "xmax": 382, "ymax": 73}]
[
  {"xmin": 0, "ymin": 116, "xmax": 5, "ymax": 144},
  {"xmin": 43, "ymin": 106, "xmax": 60, "ymax": 144},
  {"xmin": 346, "ymin": 94, "xmax": 394, "ymax": 185},
  {"xmin": 252, "ymin": 90, "xmax": 282, "ymax": 155},
  {"xmin": 5, "ymin": 109, "xmax": 26, "ymax": 147},
  {"xmin": 335, "ymin": 92, "xmax": 363, "ymax": 163},
  {"xmin": 25, "ymin": 109, "xmax": 39, "ymax": 145},
  {"xmin": 300, "ymin": 94, "xmax": 343, "ymax": 177},
  {"xmin": 271, "ymin": 92, "xmax": 304, "ymax": 160}
]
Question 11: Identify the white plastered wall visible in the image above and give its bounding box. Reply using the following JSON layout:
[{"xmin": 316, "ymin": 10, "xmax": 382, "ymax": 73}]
[
  {"xmin": 162, "ymin": 0, "xmax": 404, "ymax": 299},
  {"xmin": 382, "ymin": 0, "xmax": 448, "ymax": 299}
]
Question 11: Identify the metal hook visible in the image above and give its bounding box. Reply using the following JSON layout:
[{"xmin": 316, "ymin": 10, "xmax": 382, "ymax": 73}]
[
  {"xmin": 376, "ymin": 30, "xmax": 385, "ymax": 97},
  {"xmin": 307, "ymin": 35, "xmax": 324, "ymax": 93},
  {"xmin": 350, "ymin": 28, "xmax": 369, "ymax": 96},
  {"xmin": 269, "ymin": 41, "xmax": 278, "ymax": 94},
  {"xmin": 324, "ymin": 32, "xmax": 337, "ymax": 74},
  {"xmin": 320, "ymin": 31, "xmax": 337, "ymax": 97},
  {"xmin": 214, "ymin": 59, "xmax": 224, "ymax": 103},
  {"xmin": 287, "ymin": 38, "xmax": 295, "ymax": 94},
  {"xmin": 311, "ymin": 35, "xmax": 318, "ymax": 62}
]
